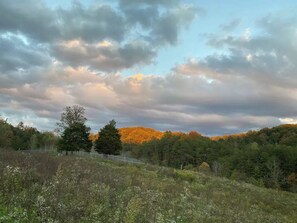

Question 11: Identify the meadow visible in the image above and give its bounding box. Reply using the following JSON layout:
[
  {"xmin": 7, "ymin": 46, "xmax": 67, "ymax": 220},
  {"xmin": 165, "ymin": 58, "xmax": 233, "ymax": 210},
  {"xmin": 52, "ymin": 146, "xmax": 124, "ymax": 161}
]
[{"xmin": 0, "ymin": 149, "xmax": 297, "ymax": 223}]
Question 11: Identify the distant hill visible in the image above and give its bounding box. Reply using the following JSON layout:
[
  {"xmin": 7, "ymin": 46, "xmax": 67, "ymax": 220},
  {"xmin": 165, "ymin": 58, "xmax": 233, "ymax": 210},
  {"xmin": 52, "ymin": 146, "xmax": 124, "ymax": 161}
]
[
  {"xmin": 90, "ymin": 124, "xmax": 297, "ymax": 146},
  {"xmin": 212, "ymin": 124, "xmax": 297, "ymax": 146},
  {"xmin": 120, "ymin": 124, "xmax": 297, "ymax": 145},
  {"xmin": 90, "ymin": 126, "xmax": 193, "ymax": 144},
  {"xmin": 120, "ymin": 128, "xmax": 200, "ymax": 144},
  {"xmin": 119, "ymin": 127, "xmax": 164, "ymax": 144},
  {"xmin": 90, "ymin": 127, "xmax": 165, "ymax": 144},
  {"xmin": 211, "ymin": 133, "xmax": 247, "ymax": 141}
]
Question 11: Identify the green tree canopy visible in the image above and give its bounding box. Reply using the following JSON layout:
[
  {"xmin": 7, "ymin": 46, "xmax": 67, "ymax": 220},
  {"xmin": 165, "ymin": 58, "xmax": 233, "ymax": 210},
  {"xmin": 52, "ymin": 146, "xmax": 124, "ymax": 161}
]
[
  {"xmin": 95, "ymin": 120, "xmax": 122, "ymax": 155},
  {"xmin": 0, "ymin": 117, "xmax": 14, "ymax": 149},
  {"xmin": 57, "ymin": 105, "xmax": 92, "ymax": 154},
  {"xmin": 58, "ymin": 122, "xmax": 92, "ymax": 154}
]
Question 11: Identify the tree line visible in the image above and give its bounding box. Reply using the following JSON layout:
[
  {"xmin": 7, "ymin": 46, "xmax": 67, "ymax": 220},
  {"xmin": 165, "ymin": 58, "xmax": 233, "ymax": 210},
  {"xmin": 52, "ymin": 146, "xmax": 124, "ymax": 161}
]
[
  {"xmin": 124, "ymin": 129, "xmax": 297, "ymax": 192},
  {"xmin": 0, "ymin": 105, "xmax": 122, "ymax": 156},
  {"xmin": 0, "ymin": 117, "xmax": 57, "ymax": 150}
]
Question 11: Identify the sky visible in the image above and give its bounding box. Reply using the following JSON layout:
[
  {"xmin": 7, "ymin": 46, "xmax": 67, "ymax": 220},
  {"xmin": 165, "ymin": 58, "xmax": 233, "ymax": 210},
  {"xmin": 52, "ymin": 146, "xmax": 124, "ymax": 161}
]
[{"xmin": 1, "ymin": 0, "xmax": 297, "ymax": 136}]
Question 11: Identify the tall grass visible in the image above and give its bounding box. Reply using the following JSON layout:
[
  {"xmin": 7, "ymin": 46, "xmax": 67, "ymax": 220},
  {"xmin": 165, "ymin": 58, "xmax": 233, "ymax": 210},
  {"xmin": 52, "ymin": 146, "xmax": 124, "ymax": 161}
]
[{"xmin": 0, "ymin": 149, "xmax": 296, "ymax": 222}]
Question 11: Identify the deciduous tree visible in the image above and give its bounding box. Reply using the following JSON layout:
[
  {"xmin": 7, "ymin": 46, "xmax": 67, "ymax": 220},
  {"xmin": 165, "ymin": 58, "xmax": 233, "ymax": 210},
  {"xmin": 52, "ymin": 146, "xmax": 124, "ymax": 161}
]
[{"xmin": 57, "ymin": 105, "xmax": 92, "ymax": 154}]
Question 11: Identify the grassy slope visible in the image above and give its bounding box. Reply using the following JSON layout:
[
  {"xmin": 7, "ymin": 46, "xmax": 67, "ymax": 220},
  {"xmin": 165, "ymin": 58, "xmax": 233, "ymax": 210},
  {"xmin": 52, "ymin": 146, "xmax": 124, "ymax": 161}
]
[{"xmin": 0, "ymin": 150, "xmax": 296, "ymax": 223}]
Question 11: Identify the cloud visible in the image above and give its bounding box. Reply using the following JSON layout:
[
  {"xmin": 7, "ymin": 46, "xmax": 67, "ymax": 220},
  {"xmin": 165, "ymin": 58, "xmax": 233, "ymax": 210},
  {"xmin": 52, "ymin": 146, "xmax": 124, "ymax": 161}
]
[
  {"xmin": 219, "ymin": 19, "xmax": 242, "ymax": 32},
  {"xmin": 150, "ymin": 5, "xmax": 198, "ymax": 45},
  {"xmin": 279, "ymin": 118, "xmax": 297, "ymax": 125},
  {"xmin": 0, "ymin": 0, "xmax": 199, "ymax": 72},
  {"xmin": 2, "ymin": 2, "xmax": 297, "ymax": 135},
  {"xmin": 203, "ymin": 15, "xmax": 297, "ymax": 88},
  {"xmin": 119, "ymin": 0, "xmax": 179, "ymax": 7},
  {"xmin": 0, "ymin": 33, "xmax": 51, "ymax": 72},
  {"xmin": 0, "ymin": 0, "xmax": 125, "ymax": 43},
  {"xmin": 52, "ymin": 39, "xmax": 156, "ymax": 72},
  {"xmin": 0, "ymin": 0, "xmax": 59, "ymax": 42},
  {"xmin": 57, "ymin": 2, "xmax": 126, "ymax": 43},
  {"xmin": 121, "ymin": 1, "xmax": 201, "ymax": 46},
  {"xmin": 0, "ymin": 62, "xmax": 291, "ymax": 135}
]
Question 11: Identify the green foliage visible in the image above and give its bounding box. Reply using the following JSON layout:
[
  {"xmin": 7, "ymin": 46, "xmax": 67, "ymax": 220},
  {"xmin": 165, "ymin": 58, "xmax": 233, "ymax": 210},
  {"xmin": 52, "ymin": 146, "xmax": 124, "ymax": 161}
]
[
  {"xmin": 0, "ymin": 118, "xmax": 14, "ymax": 149},
  {"xmin": 95, "ymin": 120, "xmax": 122, "ymax": 155},
  {"xmin": 58, "ymin": 123, "xmax": 92, "ymax": 153},
  {"xmin": 124, "ymin": 196, "xmax": 143, "ymax": 223},
  {"xmin": 129, "ymin": 129, "xmax": 297, "ymax": 192},
  {"xmin": 57, "ymin": 106, "xmax": 92, "ymax": 154},
  {"xmin": 0, "ymin": 117, "xmax": 58, "ymax": 150}
]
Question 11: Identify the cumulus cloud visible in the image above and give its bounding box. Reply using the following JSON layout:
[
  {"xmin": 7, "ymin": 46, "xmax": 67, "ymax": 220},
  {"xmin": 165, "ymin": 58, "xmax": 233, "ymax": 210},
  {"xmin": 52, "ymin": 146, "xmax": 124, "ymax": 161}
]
[
  {"xmin": 52, "ymin": 39, "xmax": 156, "ymax": 72},
  {"xmin": 0, "ymin": 61, "xmax": 292, "ymax": 135},
  {"xmin": 150, "ymin": 5, "xmax": 198, "ymax": 45},
  {"xmin": 0, "ymin": 0, "xmax": 200, "ymax": 73},
  {"xmin": 120, "ymin": 0, "xmax": 200, "ymax": 46},
  {"xmin": 0, "ymin": 0, "xmax": 59, "ymax": 42},
  {"xmin": 1, "ymin": 1, "xmax": 297, "ymax": 135},
  {"xmin": 0, "ymin": 0, "xmax": 125, "ymax": 43},
  {"xmin": 57, "ymin": 2, "xmax": 126, "ymax": 43}
]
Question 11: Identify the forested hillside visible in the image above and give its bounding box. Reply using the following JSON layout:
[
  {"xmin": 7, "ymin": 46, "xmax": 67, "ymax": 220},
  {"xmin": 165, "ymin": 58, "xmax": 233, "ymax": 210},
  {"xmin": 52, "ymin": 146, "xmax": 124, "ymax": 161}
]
[
  {"xmin": 120, "ymin": 127, "xmax": 164, "ymax": 144},
  {"xmin": 124, "ymin": 127, "xmax": 297, "ymax": 192},
  {"xmin": 216, "ymin": 124, "xmax": 297, "ymax": 146},
  {"xmin": 90, "ymin": 127, "xmax": 164, "ymax": 144}
]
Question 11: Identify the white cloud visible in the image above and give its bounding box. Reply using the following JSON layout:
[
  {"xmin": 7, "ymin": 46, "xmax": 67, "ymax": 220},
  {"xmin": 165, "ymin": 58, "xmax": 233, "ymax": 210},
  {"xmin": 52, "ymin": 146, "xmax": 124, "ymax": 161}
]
[{"xmin": 279, "ymin": 118, "xmax": 297, "ymax": 124}]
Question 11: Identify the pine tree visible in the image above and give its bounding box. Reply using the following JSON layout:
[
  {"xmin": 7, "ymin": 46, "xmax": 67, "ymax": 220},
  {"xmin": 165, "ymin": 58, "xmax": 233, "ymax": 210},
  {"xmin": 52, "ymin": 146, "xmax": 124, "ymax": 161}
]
[{"xmin": 95, "ymin": 120, "xmax": 122, "ymax": 155}]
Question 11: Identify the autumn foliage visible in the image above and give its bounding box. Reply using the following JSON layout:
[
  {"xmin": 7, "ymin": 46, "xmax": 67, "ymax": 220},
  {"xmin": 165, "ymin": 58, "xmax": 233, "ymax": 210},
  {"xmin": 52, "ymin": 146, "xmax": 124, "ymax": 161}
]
[
  {"xmin": 120, "ymin": 127, "xmax": 164, "ymax": 144},
  {"xmin": 90, "ymin": 127, "xmax": 164, "ymax": 144}
]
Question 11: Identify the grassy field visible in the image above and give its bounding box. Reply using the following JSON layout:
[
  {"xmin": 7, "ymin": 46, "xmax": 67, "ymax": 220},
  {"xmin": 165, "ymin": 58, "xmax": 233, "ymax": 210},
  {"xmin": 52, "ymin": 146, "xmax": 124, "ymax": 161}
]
[{"xmin": 0, "ymin": 150, "xmax": 297, "ymax": 223}]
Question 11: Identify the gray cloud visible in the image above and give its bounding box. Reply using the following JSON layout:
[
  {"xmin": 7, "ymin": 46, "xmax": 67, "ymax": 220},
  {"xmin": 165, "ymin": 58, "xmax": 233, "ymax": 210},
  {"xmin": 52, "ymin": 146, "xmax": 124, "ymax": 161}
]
[
  {"xmin": 0, "ymin": 34, "xmax": 51, "ymax": 72},
  {"xmin": 0, "ymin": 0, "xmax": 126, "ymax": 43},
  {"xmin": 52, "ymin": 40, "xmax": 156, "ymax": 72},
  {"xmin": 0, "ymin": 0, "xmax": 59, "ymax": 42},
  {"xmin": 150, "ymin": 5, "xmax": 198, "ymax": 45},
  {"xmin": 202, "ymin": 15, "xmax": 297, "ymax": 88},
  {"xmin": 119, "ymin": 0, "xmax": 179, "ymax": 7},
  {"xmin": 123, "ymin": 4, "xmax": 200, "ymax": 46},
  {"xmin": 0, "ymin": 0, "xmax": 198, "ymax": 72},
  {"xmin": 57, "ymin": 2, "xmax": 126, "ymax": 43}
]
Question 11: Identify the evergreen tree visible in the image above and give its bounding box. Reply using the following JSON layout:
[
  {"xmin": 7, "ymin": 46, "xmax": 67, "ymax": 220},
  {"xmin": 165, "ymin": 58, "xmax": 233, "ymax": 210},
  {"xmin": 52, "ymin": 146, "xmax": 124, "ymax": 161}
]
[
  {"xmin": 95, "ymin": 120, "xmax": 122, "ymax": 155},
  {"xmin": 58, "ymin": 123, "xmax": 92, "ymax": 154}
]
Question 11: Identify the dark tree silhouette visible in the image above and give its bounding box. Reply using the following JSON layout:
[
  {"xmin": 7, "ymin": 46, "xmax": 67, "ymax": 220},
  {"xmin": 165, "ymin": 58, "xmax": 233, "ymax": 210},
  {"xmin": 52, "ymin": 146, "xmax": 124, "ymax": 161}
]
[
  {"xmin": 58, "ymin": 122, "xmax": 92, "ymax": 154},
  {"xmin": 95, "ymin": 120, "xmax": 122, "ymax": 155},
  {"xmin": 57, "ymin": 105, "xmax": 92, "ymax": 154}
]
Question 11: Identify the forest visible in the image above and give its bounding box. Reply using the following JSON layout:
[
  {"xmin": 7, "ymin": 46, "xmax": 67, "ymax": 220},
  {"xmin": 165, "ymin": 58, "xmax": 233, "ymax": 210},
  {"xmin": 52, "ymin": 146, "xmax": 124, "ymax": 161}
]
[{"xmin": 123, "ymin": 126, "xmax": 297, "ymax": 192}]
